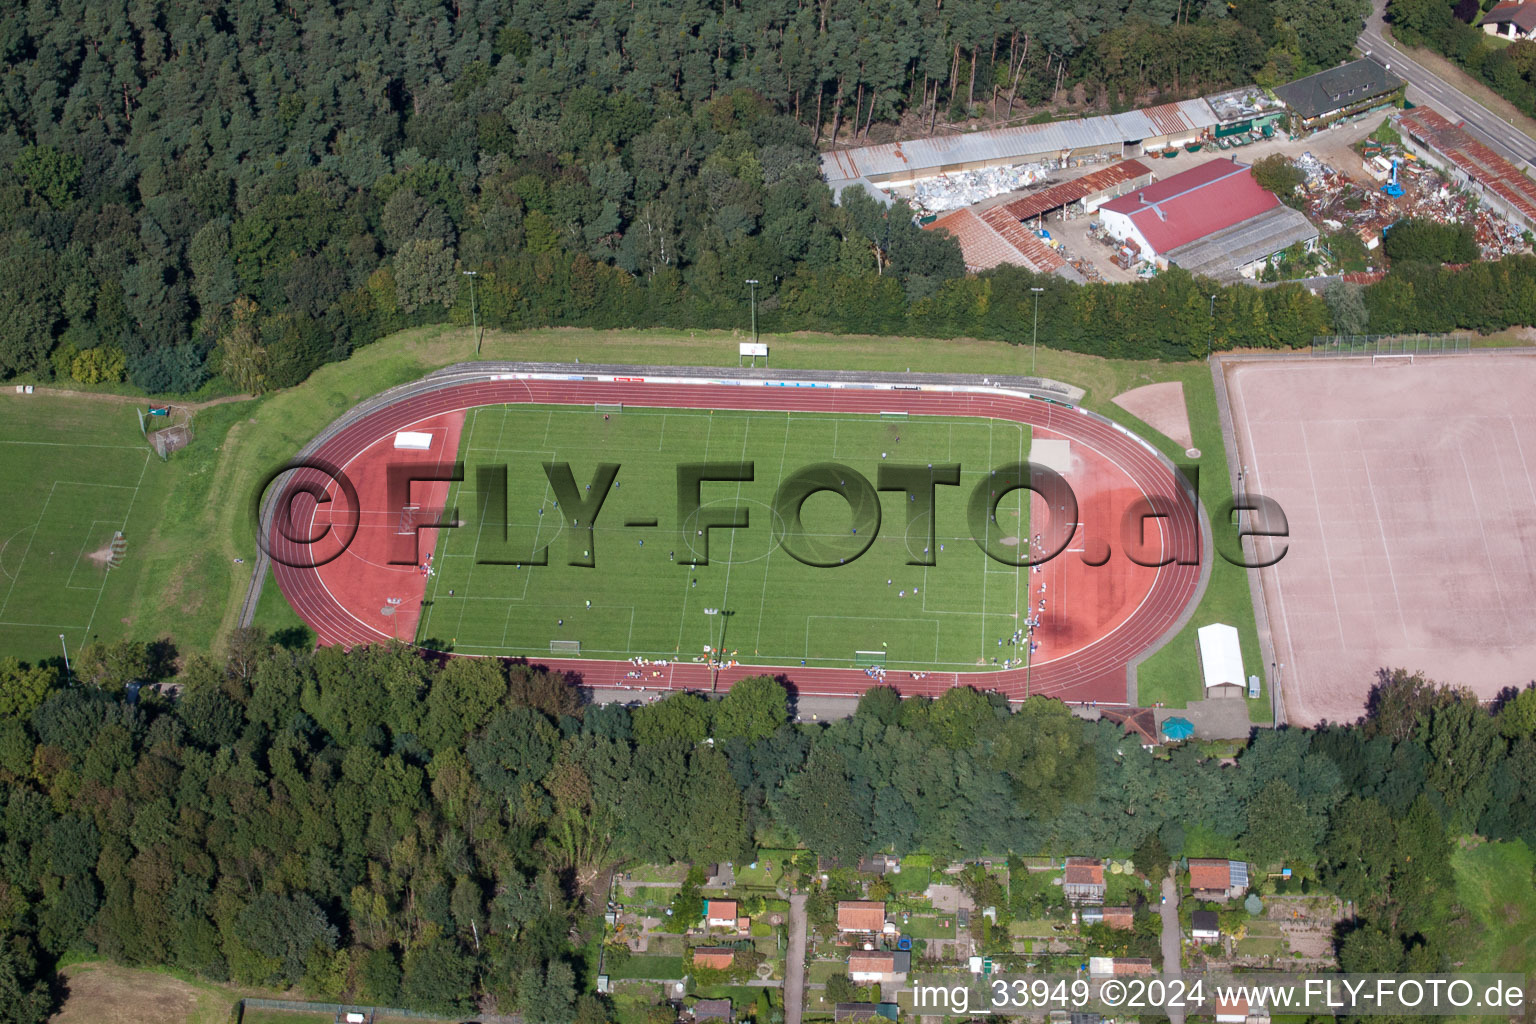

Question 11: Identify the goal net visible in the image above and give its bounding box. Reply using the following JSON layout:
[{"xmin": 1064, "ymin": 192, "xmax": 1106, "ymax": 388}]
[
  {"xmin": 880, "ymin": 411, "xmax": 909, "ymax": 420},
  {"xmin": 550, "ymin": 639, "xmax": 581, "ymax": 653},
  {"xmin": 397, "ymin": 505, "xmax": 450, "ymax": 535},
  {"xmin": 595, "ymin": 402, "xmax": 623, "ymax": 414},
  {"xmin": 854, "ymin": 650, "xmax": 886, "ymax": 667},
  {"xmin": 1372, "ymin": 353, "xmax": 1413, "ymax": 365},
  {"xmin": 107, "ymin": 531, "xmax": 128, "ymax": 569}
]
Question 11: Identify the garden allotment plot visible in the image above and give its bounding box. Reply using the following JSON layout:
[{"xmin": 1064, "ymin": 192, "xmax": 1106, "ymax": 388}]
[{"xmin": 420, "ymin": 405, "xmax": 1032, "ymax": 670}]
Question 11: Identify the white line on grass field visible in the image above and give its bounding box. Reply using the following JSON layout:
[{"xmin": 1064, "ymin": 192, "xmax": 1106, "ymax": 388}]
[
  {"xmin": 748, "ymin": 412, "xmax": 791, "ymax": 662},
  {"xmin": 78, "ymin": 449, "xmax": 151, "ymax": 648},
  {"xmin": 0, "ymin": 441, "xmax": 151, "ymax": 450},
  {"xmin": 1, "ymin": 482, "xmax": 56, "ymax": 620},
  {"xmin": 65, "ymin": 519, "xmax": 118, "ymax": 591},
  {"xmin": 673, "ymin": 412, "xmax": 715, "ymax": 658}
]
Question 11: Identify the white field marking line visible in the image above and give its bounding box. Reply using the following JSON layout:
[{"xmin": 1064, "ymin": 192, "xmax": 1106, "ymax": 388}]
[
  {"xmin": 716, "ymin": 417, "xmax": 752, "ymax": 652},
  {"xmin": 1359, "ymin": 450, "xmax": 1409, "ymax": 638},
  {"xmin": 674, "ymin": 412, "xmax": 715, "ymax": 657},
  {"xmin": 1298, "ymin": 421, "xmax": 1348, "ymax": 647},
  {"xmin": 1021, "ymin": 423, "xmax": 1160, "ymax": 665},
  {"xmin": 1507, "ymin": 415, "xmax": 1536, "ymax": 510},
  {"xmin": 803, "ymin": 614, "xmax": 941, "ymax": 662},
  {"xmin": 1456, "ymin": 447, "xmax": 1511, "ymax": 629},
  {"xmin": 0, "ymin": 441, "xmax": 148, "ymax": 450},
  {"xmin": 1236, "ymin": 377, "xmax": 1297, "ymax": 702},
  {"xmin": 417, "ymin": 409, "xmax": 471, "ymax": 639},
  {"xmin": 0, "ymin": 619, "xmax": 102, "ymax": 628},
  {"xmin": 422, "ymin": 407, "xmax": 476, "ymax": 642},
  {"xmin": 79, "ymin": 449, "xmax": 151, "ymax": 647},
  {"xmin": 2, "ymin": 481, "xmax": 65, "ymax": 619},
  {"xmin": 750, "ymin": 412, "xmax": 791, "ymax": 658},
  {"xmin": 66, "ymin": 519, "xmax": 119, "ymax": 591},
  {"xmin": 979, "ymin": 417, "xmax": 995, "ymax": 661}
]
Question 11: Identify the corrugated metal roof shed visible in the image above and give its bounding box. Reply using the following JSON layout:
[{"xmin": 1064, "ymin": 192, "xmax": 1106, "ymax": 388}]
[
  {"xmin": 923, "ymin": 207, "xmax": 1085, "ymax": 282},
  {"xmin": 1000, "ymin": 159, "xmax": 1154, "ymax": 222},
  {"xmin": 829, "ymin": 176, "xmax": 895, "ymax": 207},
  {"xmin": 1396, "ymin": 106, "xmax": 1536, "ymax": 222},
  {"xmin": 1166, "ymin": 205, "xmax": 1318, "ymax": 281},
  {"xmin": 821, "ymin": 100, "xmax": 1217, "ymax": 184}
]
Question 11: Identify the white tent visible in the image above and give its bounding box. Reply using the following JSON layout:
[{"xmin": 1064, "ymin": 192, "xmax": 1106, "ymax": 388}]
[{"xmin": 1196, "ymin": 623, "xmax": 1246, "ymax": 695}]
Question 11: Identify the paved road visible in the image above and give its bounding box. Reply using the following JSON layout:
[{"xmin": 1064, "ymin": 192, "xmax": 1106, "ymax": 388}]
[
  {"xmin": 1159, "ymin": 873, "xmax": 1185, "ymax": 1024},
  {"xmin": 785, "ymin": 893, "xmax": 808, "ymax": 1024},
  {"xmin": 588, "ymin": 689, "xmax": 859, "ymax": 722},
  {"xmin": 1360, "ymin": 0, "xmax": 1536, "ymax": 167}
]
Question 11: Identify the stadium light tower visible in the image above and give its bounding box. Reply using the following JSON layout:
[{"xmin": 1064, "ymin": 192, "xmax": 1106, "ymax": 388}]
[
  {"xmin": 1030, "ymin": 287, "xmax": 1045, "ymax": 374},
  {"xmin": 59, "ymin": 634, "xmax": 70, "ymax": 682},
  {"xmin": 745, "ymin": 279, "xmax": 759, "ymax": 344},
  {"xmin": 463, "ymin": 270, "xmax": 480, "ymax": 355}
]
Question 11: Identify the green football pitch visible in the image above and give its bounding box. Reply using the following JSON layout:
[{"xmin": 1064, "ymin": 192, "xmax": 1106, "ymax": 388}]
[
  {"xmin": 0, "ymin": 396, "xmax": 156, "ymax": 660},
  {"xmin": 418, "ymin": 404, "xmax": 1034, "ymax": 670}
]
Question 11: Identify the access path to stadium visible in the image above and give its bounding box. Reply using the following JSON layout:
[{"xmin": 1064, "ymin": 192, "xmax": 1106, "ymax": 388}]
[{"xmin": 258, "ymin": 365, "xmax": 1206, "ymax": 706}]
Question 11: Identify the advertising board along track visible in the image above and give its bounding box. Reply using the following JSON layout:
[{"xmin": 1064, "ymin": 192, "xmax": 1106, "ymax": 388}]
[{"xmin": 254, "ymin": 364, "xmax": 1206, "ymax": 706}]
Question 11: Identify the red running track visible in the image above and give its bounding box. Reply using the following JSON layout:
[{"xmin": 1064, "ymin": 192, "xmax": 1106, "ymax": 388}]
[{"xmin": 269, "ymin": 379, "xmax": 1203, "ymax": 705}]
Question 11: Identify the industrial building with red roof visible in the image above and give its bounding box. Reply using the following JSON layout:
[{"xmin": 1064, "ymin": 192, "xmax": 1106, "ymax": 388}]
[{"xmin": 1096, "ymin": 157, "xmax": 1318, "ymax": 280}]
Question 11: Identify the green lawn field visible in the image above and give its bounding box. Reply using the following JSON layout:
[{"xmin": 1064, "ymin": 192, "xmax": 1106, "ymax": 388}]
[
  {"xmin": 0, "ymin": 395, "xmax": 159, "ymax": 661},
  {"xmin": 418, "ymin": 404, "xmax": 1032, "ymax": 670},
  {"xmin": 1450, "ymin": 839, "xmax": 1536, "ymax": 982}
]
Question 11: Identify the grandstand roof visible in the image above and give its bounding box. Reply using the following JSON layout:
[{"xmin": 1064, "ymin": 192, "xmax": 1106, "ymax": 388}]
[
  {"xmin": 1099, "ymin": 158, "xmax": 1279, "ymax": 255},
  {"xmin": 820, "ymin": 100, "xmax": 1216, "ymax": 184}
]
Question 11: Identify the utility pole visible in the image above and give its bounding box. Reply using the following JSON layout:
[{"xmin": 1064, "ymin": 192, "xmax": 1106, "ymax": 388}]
[
  {"xmin": 1208, "ymin": 293, "xmax": 1216, "ymax": 358},
  {"xmin": 745, "ymin": 279, "xmax": 759, "ymax": 344},
  {"xmin": 1030, "ymin": 287, "xmax": 1045, "ymax": 374},
  {"xmin": 463, "ymin": 270, "xmax": 480, "ymax": 355}
]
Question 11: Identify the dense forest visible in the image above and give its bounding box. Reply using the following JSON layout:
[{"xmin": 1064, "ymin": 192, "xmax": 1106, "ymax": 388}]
[
  {"xmin": 1, "ymin": 636, "xmax": 1534, "ymax": 1020},
  {"xmin": 0, "ymin": 0, "xmax": 1395, "ymax": 394}
]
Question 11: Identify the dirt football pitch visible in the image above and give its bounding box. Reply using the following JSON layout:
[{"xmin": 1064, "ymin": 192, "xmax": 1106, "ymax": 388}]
[{"xmin": 1223, "ymin": 352, "xmax": 1536, "ymax": 724}]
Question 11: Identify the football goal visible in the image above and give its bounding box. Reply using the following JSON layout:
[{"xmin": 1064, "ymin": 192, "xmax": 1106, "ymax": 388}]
[
  {"xmin": 595, "ymin": 402, "xmax": 623, "ymax": 414},
  {"xmin": 550, "ymin": 639, "xmax": 581, "ymax": 654},
  {"xmin": 854, "ymin": 649, "xmax": 886, "ymax": 667}
]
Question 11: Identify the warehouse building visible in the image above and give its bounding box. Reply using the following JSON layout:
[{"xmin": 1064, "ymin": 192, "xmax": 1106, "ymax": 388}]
[
  {"xmin": 920, "ymin": 159, "xmax": 1152, "ymax": 277},
  {"xmin": 1096, "ymin": 158, "xmax": 1317, "ymax": 280},
  {"xmin": 822, "ymin": 99, "xmax": 1217, "ymax": 197},
  {"xmin": 997, "ymin": 159, "xmax": 1155, "ymax": 227},
  {"xmin": 1273, "ymin": 59, "xmax": 1404, "ymax": 131},
  {"xmin": 924, "ymin": 206, "xmax": 1086, "ymax": 281},
  {"xmin": 1393, "ymin": 106, "xmax": 1536, "ymax": 232}
]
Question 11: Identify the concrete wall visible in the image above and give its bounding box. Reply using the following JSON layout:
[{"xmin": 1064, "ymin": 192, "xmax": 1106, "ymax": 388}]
[{"xmin": 1398, "ymin": 134, "xmax": 1536, "ymax": 233}]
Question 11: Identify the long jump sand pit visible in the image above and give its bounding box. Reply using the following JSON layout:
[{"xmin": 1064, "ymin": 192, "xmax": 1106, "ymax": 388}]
[{"xmin": 1226, "ymin": 353, "xmax": 1536, "ymax": 725}]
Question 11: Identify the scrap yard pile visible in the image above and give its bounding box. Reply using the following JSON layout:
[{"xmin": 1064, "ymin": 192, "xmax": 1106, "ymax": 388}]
[
  {"xmin": 1298, "ymin": 146, "xmax": 1530, "ymax": 260},
  {"xmin": 908, "ymin": 163, "xmax": 1050, "ymax": 214}
]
